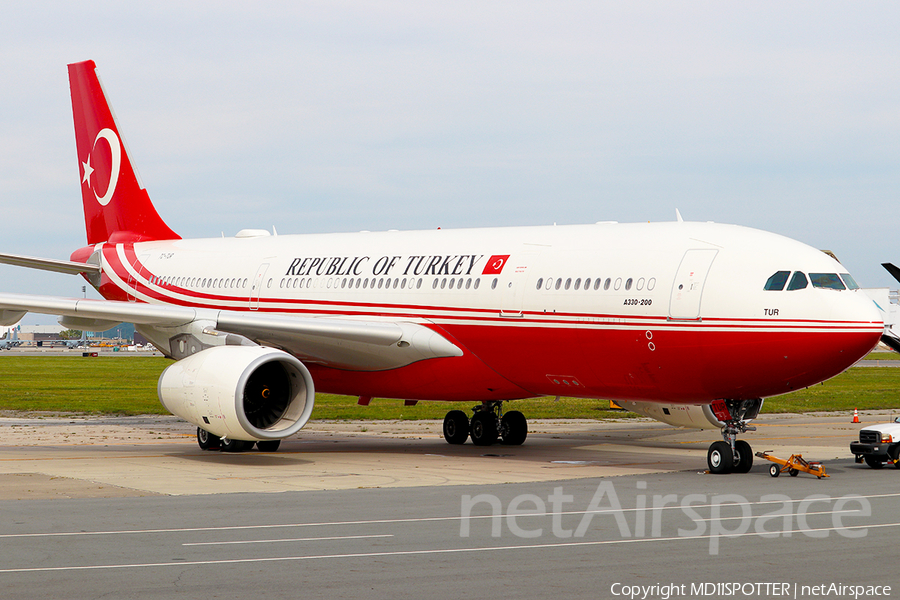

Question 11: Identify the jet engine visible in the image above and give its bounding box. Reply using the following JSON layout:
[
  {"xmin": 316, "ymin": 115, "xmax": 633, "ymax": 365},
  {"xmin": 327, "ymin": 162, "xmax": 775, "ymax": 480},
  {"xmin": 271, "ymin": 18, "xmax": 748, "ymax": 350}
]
[{"xmin": 158, "ymin": 345, "xmax": 315, "ymax": 441}]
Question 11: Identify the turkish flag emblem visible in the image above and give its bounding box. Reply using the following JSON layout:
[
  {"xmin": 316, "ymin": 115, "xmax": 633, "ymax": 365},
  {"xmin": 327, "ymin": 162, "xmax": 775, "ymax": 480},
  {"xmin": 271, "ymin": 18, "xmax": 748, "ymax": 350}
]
[{"xmin": 482, "ymin": 255, "xmax": 510, "ymax": 275}]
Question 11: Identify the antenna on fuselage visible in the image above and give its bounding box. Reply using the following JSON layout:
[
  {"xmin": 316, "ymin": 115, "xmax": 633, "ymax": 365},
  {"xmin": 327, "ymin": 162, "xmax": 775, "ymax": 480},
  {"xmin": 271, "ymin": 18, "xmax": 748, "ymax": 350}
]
[{"xmin": 675, "ymin": 208, "xmax": 684, "ymax": 223}]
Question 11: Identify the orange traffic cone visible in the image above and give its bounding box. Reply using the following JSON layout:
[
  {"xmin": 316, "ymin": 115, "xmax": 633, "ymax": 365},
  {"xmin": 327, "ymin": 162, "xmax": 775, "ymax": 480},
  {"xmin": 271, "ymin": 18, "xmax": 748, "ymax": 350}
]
[{"xmin": 852, "ymin": 408, "xmax": 860, "ymax": 424}]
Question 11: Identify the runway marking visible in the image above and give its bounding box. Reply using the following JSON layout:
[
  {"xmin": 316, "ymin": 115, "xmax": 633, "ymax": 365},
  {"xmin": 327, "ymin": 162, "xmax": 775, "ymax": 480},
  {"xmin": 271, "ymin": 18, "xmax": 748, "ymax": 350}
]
[
  {"xmin": 182, "ymin": 534, "xmax": 393, "ymax": 546},
  {"xmin": 1, "ymin": 521, "xmax": 899, "ymax": 574},
  {"xmin": 691, "ymin": 509, "xmax": 862, "ymax": 522},
  {"xmin": 2, "ymin": 492, "xmax": 898, "ymax": 539}
]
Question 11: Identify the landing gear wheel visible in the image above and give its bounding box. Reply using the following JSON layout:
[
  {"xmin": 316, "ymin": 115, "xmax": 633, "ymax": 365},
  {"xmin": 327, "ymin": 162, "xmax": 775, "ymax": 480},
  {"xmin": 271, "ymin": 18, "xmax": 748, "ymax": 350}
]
[
  {"xmin": 864, "ymin": 455, "xmax": 884, "ymax": 469},
  {"xmin": 197, "ymin": 428, "xmax": 220, "ymax": 450},
  {"xmin": 769, "ymin": 464, "xmax": 780, "ymax": 477},
  {"xmin": 256, "ymin": 440, "xmax": 281, "ymax": 452},
  {"xmin": 733, "ymin": 440, "xmax": 753, "ymax": 474},
  {"xmin": 470, "ymin": 411, "xmax": 498, "ymax": 446},
  {"xmin": 443, "ymin": 410, "xmax": 470, "ymax": 445},
  {"xmin": 500, "ymin": 411, "xmax": 527, "ymax": 446},
  {"xmin": 220, "ymin": 438, "xmax": 254, "ymax": 452},
  {"xmin": 708, "ymin": 441, "xmax": 734, "ymax": 474}
]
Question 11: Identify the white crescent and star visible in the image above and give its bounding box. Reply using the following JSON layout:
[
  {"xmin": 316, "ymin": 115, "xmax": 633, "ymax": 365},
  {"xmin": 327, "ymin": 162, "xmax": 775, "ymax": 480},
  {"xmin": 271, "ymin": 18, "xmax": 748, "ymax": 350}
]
[
  {"xmin": 80, "ymin": 128, "xmax": 121, "ymax": 206},
  {"xmin": 492, "ymin": 258, "xmax": 505, "ymax": 270}
]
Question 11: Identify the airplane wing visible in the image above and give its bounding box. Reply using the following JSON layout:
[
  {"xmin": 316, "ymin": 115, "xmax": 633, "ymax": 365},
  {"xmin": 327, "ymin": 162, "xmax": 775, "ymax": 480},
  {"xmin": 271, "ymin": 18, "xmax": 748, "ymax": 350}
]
[{"xmin": 0, "ymin": 292, "xmax": 462, "ymax": 371}]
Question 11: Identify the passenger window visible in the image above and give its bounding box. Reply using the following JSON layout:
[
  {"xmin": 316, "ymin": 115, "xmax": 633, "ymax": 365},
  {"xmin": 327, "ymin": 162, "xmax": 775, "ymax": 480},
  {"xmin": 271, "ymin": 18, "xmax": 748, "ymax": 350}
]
[
  {"xmin": 786, "ymin": 272, "xmax": 808, "ymax": 291},
  {"xmin": 840, "ymin": 273, "xmax": 860, "ymax": 290},
  {"xmin": 810, "ymin": 273, "xmax": 845, "ymax": 290},
  {"xmin": 764, "ymin": 271, "xmax": 790, "ymax": 291},
  {"xmin": 536, "ymin": 278, "xmax": 543, "ymax": 290}
]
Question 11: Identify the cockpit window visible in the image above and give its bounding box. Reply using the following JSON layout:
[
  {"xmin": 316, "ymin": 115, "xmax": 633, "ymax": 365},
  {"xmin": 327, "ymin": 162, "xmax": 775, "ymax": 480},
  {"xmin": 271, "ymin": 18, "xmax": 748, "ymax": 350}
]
[
  {"xmin": 840, "ymin": 273, "xmax": 860, "ymax": 290},
  {"xmin": 786, "ymin": 271, "xmax": 808, "ymax": 291},
  {"xmin": 809, "ymin": 273, "xmax": 846, "ymax": 290},
  {"xmin": 764, "ymin": 271, "xmax": 790, "ymax": 291}
]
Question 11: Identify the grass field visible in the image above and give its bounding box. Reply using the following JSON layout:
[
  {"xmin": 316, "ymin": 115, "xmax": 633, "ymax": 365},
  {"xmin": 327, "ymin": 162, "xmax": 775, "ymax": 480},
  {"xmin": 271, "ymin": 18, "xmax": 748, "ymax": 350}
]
[{"xmin": 0, "ymin": 355, "xmax": 898, "ymax": 419}]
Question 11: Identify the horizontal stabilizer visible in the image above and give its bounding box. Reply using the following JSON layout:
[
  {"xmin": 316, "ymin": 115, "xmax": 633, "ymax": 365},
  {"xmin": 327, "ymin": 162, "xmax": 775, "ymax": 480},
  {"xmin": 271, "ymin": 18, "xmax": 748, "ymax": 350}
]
[
  {"xmin": 882, "ymin": 263, "xmax": 900, "ymax": 285},
  {"xmin": 882, "ymin": 332, "xmax": 900, "ymax": 354},
  {"xmin": 0, "ymin": 252, "xmax": 101, "ymax": 275}
]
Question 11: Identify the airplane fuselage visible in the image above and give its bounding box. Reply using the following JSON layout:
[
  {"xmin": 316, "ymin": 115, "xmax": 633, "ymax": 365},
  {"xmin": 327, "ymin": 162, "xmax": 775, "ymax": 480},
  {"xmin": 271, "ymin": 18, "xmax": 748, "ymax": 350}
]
[{"xmin": 82, "ymin": 220, "xmax": 882, "ymax": 405}]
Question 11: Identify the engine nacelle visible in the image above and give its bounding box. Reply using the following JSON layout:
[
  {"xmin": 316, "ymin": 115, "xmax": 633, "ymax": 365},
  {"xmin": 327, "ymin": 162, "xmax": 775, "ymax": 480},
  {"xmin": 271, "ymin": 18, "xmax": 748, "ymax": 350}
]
[
  {"xmin": 618, "ymin": 401, "xmax": 727, "ymax": 429},
  {"xmin": 158, "ymin": 345, "xmax": 315, "ymax": 441}
]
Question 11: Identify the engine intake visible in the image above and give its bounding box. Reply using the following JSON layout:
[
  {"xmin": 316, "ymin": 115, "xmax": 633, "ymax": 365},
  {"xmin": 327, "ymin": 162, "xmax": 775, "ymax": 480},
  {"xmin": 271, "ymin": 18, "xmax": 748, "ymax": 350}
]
[{"xmin": 158, "ymin": 345, "xmax": 315, "ymax": 441}]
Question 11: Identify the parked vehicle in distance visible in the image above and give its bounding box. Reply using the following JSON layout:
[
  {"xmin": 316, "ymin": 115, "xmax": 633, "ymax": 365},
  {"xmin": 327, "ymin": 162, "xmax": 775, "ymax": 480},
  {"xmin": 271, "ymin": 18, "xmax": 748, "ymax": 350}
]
[{"xmin": 850, "ymin": 416, "xmax": 900, "ymax": 469}]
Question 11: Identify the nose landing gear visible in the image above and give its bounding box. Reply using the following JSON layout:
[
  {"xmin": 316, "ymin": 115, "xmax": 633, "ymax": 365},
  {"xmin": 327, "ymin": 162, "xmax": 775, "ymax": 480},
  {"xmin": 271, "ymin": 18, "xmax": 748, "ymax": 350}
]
[{"xmin": 442, "ymin": 401, "xmax": 528, "ymax": 446}]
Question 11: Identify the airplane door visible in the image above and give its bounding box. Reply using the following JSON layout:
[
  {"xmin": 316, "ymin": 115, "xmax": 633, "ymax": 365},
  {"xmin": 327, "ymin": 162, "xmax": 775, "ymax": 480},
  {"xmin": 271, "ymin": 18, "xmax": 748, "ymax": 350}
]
[
  {"xmin": 250, "ymin": 263, "xmax": 269, "ymax": 310},
  {"xmin": 500, "ymin": 252, "xmax": 539, "ymax": 317},
  {"xmin": 500, "ymin": 276, "xmax": 525, "ymax": 317},
  {"xmin": 668, "ymin": 249, "xmax": 718, "ymax": 320}
]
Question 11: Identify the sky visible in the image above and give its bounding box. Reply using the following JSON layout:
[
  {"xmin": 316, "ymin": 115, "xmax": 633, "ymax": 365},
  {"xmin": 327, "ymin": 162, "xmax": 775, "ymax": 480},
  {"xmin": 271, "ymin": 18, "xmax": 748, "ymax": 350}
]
[{"xmin": 1, "ymin": 2, "xmax": 899, "ymax": 325}]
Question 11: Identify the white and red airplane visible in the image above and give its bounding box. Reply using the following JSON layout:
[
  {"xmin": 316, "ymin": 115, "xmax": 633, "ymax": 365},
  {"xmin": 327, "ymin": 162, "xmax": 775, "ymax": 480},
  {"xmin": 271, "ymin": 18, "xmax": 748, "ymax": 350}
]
[{"xmin": 0, "ymin": 61, "xmax": 884, "ymax": 473}]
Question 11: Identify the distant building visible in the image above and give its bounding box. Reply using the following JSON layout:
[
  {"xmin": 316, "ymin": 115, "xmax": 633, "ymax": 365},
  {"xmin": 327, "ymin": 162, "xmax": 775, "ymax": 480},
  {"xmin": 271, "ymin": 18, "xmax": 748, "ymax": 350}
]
[
  {"xmin": 17, "ymin": 325, "xmax": 65, "ymax": 342},
  {"xmin": 15, "ymin": 323, "xmax": 136, "ymax": 343}
]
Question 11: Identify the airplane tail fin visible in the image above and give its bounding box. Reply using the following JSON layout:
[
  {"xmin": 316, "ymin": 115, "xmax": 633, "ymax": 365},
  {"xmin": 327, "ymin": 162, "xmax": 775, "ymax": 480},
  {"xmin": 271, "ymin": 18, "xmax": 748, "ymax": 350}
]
[{"xmin": 68, "ymin": 60, "xmax": 180, "ymax": 245}]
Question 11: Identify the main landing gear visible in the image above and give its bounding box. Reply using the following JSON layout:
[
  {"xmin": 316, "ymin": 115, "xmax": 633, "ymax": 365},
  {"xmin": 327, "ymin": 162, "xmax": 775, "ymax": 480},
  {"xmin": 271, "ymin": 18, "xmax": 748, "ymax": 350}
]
[
  {"xmin": 442, "ymin": 401, "xmax": 528, "ymax": 446},
  {"xmin": 196, "ymin": 428, "xmax": 281, "ymax": 452},
  {"xmin": 706, "ymin": 399, "xmax": 762, "ymax": 475}
]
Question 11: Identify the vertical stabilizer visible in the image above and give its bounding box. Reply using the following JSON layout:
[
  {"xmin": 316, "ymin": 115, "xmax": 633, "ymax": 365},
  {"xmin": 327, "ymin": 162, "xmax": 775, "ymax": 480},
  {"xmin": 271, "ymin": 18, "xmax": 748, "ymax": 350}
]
[{"xmin": 68, "ymin": 60, "xmax": 180, "ymax": 245}]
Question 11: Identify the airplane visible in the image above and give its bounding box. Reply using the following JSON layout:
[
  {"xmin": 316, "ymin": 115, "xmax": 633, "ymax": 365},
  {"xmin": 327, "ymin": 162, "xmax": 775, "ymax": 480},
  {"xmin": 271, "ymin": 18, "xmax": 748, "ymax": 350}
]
[
  {"xmin": 877, "ymin": 262, "xmax": 900, "ymax": 352},
  {"xmin": 60, "ymin": 329, "xmax": 89, "ymax": 349},
  {"xmin": 0, "ymin": 60, "xmax": 884, "ymax": 472},
  {"xmin": 0, "ymin": 327, "xmax": 20, "ymax": 350}
]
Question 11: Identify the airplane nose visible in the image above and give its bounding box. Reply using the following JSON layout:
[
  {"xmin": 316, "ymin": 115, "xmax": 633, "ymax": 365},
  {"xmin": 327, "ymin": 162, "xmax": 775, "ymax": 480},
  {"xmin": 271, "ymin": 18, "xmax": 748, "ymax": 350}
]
[{"xmin": 840, "ymin": 292, "xmax": 884, "ymax": 363}]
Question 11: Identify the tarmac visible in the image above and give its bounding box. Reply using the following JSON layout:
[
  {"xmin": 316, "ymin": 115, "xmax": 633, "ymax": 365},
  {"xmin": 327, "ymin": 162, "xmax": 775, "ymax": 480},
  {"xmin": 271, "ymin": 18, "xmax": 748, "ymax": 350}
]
[
  {"xmin": 1, "ymin": 411, "xmax": 898, "ymax": 599},
  {"xmin": 0, "ymin": 410, "xmax": 889, "ymax": 499}
]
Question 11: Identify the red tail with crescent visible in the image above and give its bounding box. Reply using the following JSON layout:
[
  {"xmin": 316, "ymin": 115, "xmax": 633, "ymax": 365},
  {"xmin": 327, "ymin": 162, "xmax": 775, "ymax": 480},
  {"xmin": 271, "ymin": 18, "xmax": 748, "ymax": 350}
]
[{"xmin": 69, "ymin": 60, "xmax": 180, "ymax": 245}]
